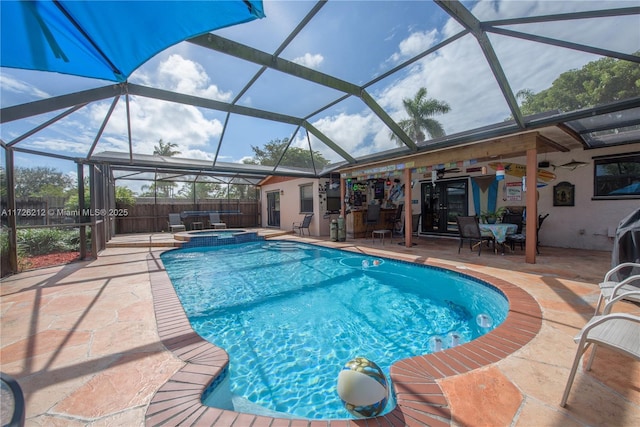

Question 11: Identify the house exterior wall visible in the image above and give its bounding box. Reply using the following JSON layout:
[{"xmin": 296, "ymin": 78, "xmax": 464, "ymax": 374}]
[
  {"xmin": 404, "ymin": 143, "xmax": 639, "ymax": 251},
  {"xmin": 261, "ymin": 143, "xmax": 639, "ymax": 250},
  {"xmin": 260, "ymin": 178, "xmax": 336, "ymax": 237},
  {"xmin": 489, "ymin": 144, "xmax": 639, "ymax": 251}
]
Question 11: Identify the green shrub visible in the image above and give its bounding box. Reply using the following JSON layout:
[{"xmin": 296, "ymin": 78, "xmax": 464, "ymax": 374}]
[{"xmin": 16, "ymin": 228, "xmax": 80, "ymax": 256}]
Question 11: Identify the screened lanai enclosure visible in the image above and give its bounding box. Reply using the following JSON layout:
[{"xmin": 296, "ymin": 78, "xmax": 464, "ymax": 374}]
[{"xmin": 1, "ymin": 0, "xmax": 639, "ymax": 275}]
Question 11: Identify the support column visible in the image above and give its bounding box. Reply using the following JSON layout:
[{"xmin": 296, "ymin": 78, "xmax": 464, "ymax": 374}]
[
  {"xmin": 340, "ymin": 177, "xmax": 346, "ymax": 217},
  {"xmin": 404, "ymin": 167, "xmax": 412, "ymax": 247},
  {"xmin": 78, "ymin": 163, "xmax": 87, "ymax": 260},
  {"xmin": 525, "ymin": 148, "xmax": 538, "ymax": 264},
  {"xmin": 6, "ymin": 148, "xmax": 18, "ymax": 273}
]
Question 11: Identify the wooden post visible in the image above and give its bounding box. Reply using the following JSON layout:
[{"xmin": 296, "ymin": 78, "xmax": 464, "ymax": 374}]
[
  {"xmin": 404, "ymin": 167, "xmax": 412, "ymax": 247},
  {"xmin": 525, "ymin": 147, "xmax": 538, "ymax": 264},
  {"xmin": 340, "ymin": 177, "xmax": 346, "ymax": 218}
]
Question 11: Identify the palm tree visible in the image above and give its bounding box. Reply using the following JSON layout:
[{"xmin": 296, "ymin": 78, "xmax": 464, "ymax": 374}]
[
  {"xmin": 151, "ymin": 139, "xmax": 180, "ymax": 197},
  {"xmin": 391, "ymin": 87, "xmax": 450, "ymax": 146},
  {"xmin": 153, "ymin": 139, "xmax": 181, "ymax": 156}
]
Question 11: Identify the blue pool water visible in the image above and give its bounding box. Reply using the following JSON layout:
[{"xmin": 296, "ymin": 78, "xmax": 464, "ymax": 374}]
[
  {"xmin": 161, "ymin": 241, "xmax": 509, "ymax": 419},
  {"xmin": 189, "ymin": 230, "xmax": 245, "ymax": 237}
]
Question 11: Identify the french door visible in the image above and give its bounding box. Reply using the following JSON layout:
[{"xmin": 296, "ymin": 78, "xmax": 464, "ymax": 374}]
[{"xmin": 421, "ymin": 179, "xmax": 468, "ymax": 234}]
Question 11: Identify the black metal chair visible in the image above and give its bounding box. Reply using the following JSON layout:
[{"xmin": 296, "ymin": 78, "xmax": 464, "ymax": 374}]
[
  {"xmin": 505, "ymin": 213, "xmax": 548, "ymax": 255},
  {"xmin": 389, "ymin": 203, "xmax": 404, "ymax": 236},
  {"xmin": 292, "ymin": 213, "xmax": 313, "ymax": 236},
  {"xmin": 364, "ymin": 204, "xmax": 381, "ymax": 235},
  {"xmin": 503, "ymin": 213, "xmax": 525, "ymax": 251},
  {"xmin": 456, "ymin": 215, "xmax": 495, "ymax": 255}
]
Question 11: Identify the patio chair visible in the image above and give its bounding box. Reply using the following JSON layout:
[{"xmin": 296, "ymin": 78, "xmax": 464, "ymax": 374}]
[
  {"xmin": 168, "ymin": 213, "xmax": 186, "ymax": 232},
  {"xmin": 364, "ymin": 204, "xmax": 381, "ymax": 235},
  {"xmin": 456, "ymin": 215, "xmax": 495, "ymax": 256},
  {"xmin": 503, "ymin": 213, "xmax": 524, "ymax": 250},
  {"xmin": 293, "ymin": 213, "xmax": 313, "ymax": 236},
  {"xmin": 560, "ymin": 292, "xmax": 640, "ymax": 407},
  {"xmin": 389, "ymin": 204, "xmax": 404, "ymax": 236},
  {"xmin": 208, "ymin": 212, "xmax": 227, "ymax": 229},
  {"xmin": 505, "ymin": 213, "xmax": 548, "ymax": 254},
  {"xmin": 593, "ymin": 262, "xmax": 640, "ymax": 315}
]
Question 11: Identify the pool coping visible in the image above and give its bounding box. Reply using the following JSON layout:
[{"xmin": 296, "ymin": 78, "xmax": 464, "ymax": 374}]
[
  {"xmin": 173, "ymin": 229, "xmax": 253, "ymax": 242},
  {"xmin": 144, "ymin": 243, "xmax": 542, "ymax": 427}
]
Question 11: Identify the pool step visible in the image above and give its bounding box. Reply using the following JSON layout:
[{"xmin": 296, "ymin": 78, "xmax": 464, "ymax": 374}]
[{"xmin": 262, "ymin": 241, "xmax": 301, "ymax": 251}]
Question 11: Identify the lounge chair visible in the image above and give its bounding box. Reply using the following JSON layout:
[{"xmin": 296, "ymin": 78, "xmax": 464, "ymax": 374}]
[
  {"xmin": 292, "ymin": 213, "xmax": 313, "ymax": 236},
  {"xmin": 560, "ymin": 291, "xmax": 640, "ymax": 407},
  {"xmin": 594, "ymin": 262, "xmax": 640, "ymax": 315},
  {"xmin": 168, "ymin": 213, "xmax": 186, "ymax": 232},
  {"xmin": 208, "ymin": 212, "xmax": 227, "ymax": 229},
  {"xmin": 456, "ymin": 215, "xmax": 494, "ymax": 255}
]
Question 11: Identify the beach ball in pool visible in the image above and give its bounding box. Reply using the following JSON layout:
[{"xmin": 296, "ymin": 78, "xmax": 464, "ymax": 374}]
[{"xmin": 337, "ymin": 357, "xmax": 389, "ymax": 418}]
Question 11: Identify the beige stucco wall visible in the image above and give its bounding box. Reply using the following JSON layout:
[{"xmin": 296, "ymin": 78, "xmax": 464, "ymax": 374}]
[
  {"xmin": 261, "ymin": 143, "xmax": 639, "ymax": 251},
  {"xmin": 493, "ymin": 144, "xmax": 639, "ymax": 251},
  {"xmin": 260, "ymin": 178, "xmax": 337, "ymax": 237}
]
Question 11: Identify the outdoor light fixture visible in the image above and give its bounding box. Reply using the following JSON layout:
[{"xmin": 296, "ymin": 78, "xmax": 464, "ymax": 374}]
[{"xmin": 436, "ymin": 169, "xmax": 445, "ymax": 179}]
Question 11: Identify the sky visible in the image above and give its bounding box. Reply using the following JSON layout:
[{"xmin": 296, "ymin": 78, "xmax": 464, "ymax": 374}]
[{"xmin": 1, "ymin": 0, "xmax": 639, "ymax": 188}]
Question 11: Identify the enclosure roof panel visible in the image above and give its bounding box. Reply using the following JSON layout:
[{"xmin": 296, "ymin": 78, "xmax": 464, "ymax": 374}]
[{"xmin": 2, "ymin": 1, "xmax": 639, "ymax": 181}]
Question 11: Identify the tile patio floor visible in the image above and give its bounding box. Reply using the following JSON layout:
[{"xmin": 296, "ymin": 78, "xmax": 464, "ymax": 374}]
[{"xmin": 1, "ymin": 229, "xmax": 638, "ymax": 426}]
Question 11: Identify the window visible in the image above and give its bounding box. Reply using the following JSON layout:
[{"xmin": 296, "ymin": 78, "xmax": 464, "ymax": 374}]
[
  {"xmin": 299, "ymin": 184, "xmax": 314, "ymax": 213},
  {"xmin": 593, "ymin": 152, "xmax": 640, "ymax": 198},
  {"xmin": 325, "ymin": 180, "xmax": 341, "ymax": 213}
]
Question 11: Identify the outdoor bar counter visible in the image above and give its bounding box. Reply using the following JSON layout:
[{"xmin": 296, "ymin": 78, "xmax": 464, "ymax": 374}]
[{"xmin": 346, "ymin": 207, "xmax": 397, "ymax": 239}]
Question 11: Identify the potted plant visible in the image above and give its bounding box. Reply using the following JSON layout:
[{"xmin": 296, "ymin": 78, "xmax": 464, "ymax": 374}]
[{"xmin": 481, "ymin": 207, "xmax": 506, "ymax": 224}]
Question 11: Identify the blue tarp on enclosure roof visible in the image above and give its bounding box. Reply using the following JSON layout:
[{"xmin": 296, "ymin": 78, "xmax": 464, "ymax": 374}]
[{"xmin": 0, "ymin": 0, "xmax": 265, "ymax": 82}]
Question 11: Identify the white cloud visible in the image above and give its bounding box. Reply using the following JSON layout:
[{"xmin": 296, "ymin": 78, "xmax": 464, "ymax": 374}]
[
  {"xmin": 180, "ymin": 149, "xmax": 215, "ymax": 161},
  {"xmin": 0, "ymin": 74, "xmax": 50, "ymax": 99},
  {"xmin": 389, "ymin": 29, "xmax": 439, "ymax": 62},
  {"xmin": 155, "ymin": 54, "xmax": 233, "ymax": 101},
  {"xmin": 28, "ymin": 138, "xmax": 92, "ymax": 154},
  {"xmin": 292, "ymin": 53, "xmax": 324, "ymax": 69},
  {"xmin": 85, "ymin": 69, "xmax": 225, "ymax": 157},
  {"xmin": 312, "ymin": 112, "xmax": 386, "ymax": 160}
]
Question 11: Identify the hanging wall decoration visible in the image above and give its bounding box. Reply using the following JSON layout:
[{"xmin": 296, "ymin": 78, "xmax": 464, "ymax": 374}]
[{"xmin": 553, "ymin": 181, "xmax": 575, "ymax": 206}]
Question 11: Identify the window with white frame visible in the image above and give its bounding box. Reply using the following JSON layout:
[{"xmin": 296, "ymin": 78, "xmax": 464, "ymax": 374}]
[{"xmin": 299, "ymin": 183, "xmax": 313, "ymax": 213}]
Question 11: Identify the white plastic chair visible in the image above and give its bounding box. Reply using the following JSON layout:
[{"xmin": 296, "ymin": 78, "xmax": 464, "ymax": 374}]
[
  {"xmin": 561, "ymin": 291, "xmax": 640, "ymax": 407},
  {"xmin": 594, "ymin": 262, "xmax": 640, "ymax": 314}
]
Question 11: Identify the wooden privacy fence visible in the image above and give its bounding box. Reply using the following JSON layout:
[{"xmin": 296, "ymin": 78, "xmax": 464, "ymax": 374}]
[{"xmin": 114, "ymin": 200, "xmax": 260, "ymax": 233}]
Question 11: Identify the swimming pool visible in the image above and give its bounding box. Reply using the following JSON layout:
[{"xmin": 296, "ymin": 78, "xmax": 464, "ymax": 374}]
[{"xmin": 160, "ymin": 241, "xmax": 509, "ymax": 419}]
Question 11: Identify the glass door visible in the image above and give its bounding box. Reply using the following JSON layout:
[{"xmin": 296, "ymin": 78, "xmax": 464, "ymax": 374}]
[
  {"xmin": 267, "ymin": 191, "xmax": 280, "ymax": 227},
  {"xmin": 421, "ymin": 179, "xmax": 468, "ymax": 234}
]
